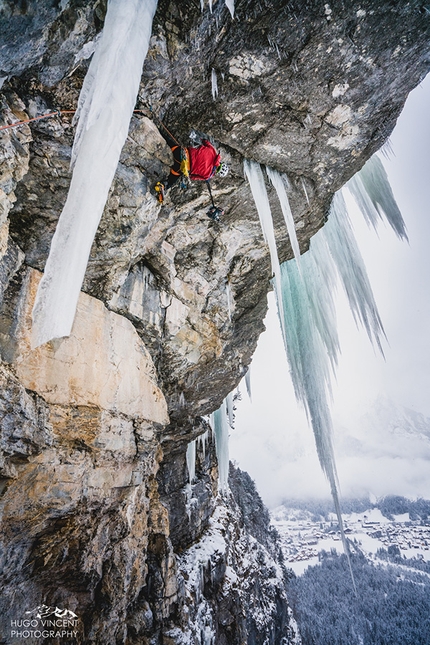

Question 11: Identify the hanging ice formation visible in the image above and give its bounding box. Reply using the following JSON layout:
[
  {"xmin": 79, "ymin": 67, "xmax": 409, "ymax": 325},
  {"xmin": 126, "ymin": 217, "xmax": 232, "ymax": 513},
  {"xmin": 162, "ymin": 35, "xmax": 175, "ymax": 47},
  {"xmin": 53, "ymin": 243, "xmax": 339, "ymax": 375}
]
[
  {"xmin": 186, "ymin": 440, "xmax": 197, "ymax": 485},
  {"xmin": 225, "ymin": 0, "xmax": 235, "ymax": 18},
  {"xmin": 346, "ymin": 155, "xmax": 408, "ymax": 241},
  {"xmin": 265, "ymin": 166, "xmax": 301, "ymax": 263},
  {"xmin": 226, "ymin": 392, "xmax": 234, "ymax": 428},
  {"xmin": 225, "ymin": 279, "xmax": 232, "ymax": 321},
  {"xmin": 31, "ymin": 0, "xmax": 159, "ymax": 348},
  {"xmin": 243, "ymin": 160, "xmax": 287, "ymax": 341},
  {"xmin": 245, "ymin": 156, "xmax": 403, "ymax": 591},
  {"xmin": 245, "ymin": 367, "xmax": 252, "ymax": 401},
  {"xmin": 211, "ymin": 400, "xmax": 230, "ymax": 492},
  {"xmin": 197, "ymin": 429, "xmax": 209, "ymax": 460},
  {"xmin": 211, "ymin": 68, "xmax": 218, "ymax": 100}
]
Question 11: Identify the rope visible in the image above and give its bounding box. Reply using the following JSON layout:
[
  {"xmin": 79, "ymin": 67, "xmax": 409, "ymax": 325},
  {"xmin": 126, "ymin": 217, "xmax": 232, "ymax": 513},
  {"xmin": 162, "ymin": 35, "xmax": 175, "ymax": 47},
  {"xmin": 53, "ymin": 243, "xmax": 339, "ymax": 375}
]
[
  {"xmin": 0, "ymin": 107, "xmax": 172, "ymax": 135},
  {"xmin": 206, "ymin": 179, "xmax": 216, "ymax": 208},
  {"xmin": 0, "ymin": 109, "xmax": 76, "ymax": 132}
]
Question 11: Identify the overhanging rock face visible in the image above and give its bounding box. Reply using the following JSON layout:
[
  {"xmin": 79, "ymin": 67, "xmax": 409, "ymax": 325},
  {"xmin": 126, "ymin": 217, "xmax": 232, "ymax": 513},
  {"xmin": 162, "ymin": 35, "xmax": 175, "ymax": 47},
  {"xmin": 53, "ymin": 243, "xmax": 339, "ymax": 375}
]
[{"xmin": 0, "ymin": 1, "xmax": 429, "ymax": 643}]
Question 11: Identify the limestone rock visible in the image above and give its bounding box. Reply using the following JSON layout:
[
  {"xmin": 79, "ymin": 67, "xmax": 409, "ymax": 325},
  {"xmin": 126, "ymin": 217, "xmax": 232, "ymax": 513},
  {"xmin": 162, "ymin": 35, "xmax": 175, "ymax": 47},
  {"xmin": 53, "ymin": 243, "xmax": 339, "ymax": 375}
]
[{"xmin": 0, "ymin": 268, "xmax": 169, "ymax": 424}]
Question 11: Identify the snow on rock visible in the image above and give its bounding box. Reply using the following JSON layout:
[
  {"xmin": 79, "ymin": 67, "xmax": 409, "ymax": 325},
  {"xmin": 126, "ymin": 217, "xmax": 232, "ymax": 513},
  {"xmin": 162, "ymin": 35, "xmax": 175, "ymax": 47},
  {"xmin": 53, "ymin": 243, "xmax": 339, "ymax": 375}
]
[
  {"xmin": 176, "ymin": 487, "xmax": 300, "ymax": 644},
  {"xmin": 31, "ymin": 0, "xmax": 158, "ymax": 348}
]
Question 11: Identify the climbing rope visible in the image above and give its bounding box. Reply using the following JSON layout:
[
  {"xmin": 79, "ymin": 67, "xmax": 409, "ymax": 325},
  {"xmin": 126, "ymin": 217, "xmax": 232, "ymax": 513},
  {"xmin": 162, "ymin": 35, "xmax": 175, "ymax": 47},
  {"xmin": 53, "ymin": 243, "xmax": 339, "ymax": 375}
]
[
  {"xmin": 0, "ymin": 107, "xmax": 174, "ymax": 135},
  {"xmin": 0, "ymin": 109, "xmax": 76, "ymax": 131}
]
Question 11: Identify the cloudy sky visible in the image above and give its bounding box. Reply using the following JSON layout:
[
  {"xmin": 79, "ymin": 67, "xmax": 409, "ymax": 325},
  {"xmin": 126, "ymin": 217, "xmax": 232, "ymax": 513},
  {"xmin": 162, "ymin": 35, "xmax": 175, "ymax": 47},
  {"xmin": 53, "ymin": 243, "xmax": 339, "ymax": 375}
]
[{"xmin": 230, "ymin": 74, "xmax": 430, "ymax": 508}]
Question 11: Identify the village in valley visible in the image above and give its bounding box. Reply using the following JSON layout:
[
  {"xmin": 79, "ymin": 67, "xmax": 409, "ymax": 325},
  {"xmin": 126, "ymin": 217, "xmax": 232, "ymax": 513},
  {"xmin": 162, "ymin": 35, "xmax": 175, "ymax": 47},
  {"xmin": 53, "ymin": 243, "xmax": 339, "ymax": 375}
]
[{"xmin": 271, "ymin": 504, "xmax": 430, "ymax": 575}]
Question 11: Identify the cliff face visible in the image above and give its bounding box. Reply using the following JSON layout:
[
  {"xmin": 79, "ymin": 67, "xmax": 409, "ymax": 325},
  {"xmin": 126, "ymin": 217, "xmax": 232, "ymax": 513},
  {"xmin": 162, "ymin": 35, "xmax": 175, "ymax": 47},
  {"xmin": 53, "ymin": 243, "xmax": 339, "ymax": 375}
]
[{"xmin": 0, "ymin": 1, "xmax": 429, "ymax": 643}]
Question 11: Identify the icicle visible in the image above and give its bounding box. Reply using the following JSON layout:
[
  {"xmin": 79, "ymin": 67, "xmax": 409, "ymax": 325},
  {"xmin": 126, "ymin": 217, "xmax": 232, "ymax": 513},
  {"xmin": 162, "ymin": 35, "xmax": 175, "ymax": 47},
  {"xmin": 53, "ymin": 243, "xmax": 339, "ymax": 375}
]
[
  {"xmin": 323, "ymin": 192, "xmax": 386, "ymax": 353},
  {"xmin": 31, "ymin": 0, "xmax": 158, "ymax": 348},
  {"xmin": 200, "ymin": 0, "xmax": 204, "ymax": 10},
  {"xmin": 226, "ymin": 392, "xmax": 234, "ymax": 428},
  {"xmin": 266, "ymin": 166, "xmax": 301, "ymax": 263},
  {"xmin": 211, "ymin": 68, "xmax": 218, "ymax": 101},
  {"xmin": 208, "ymin": 0, "xmax": 213, "ymax": 13},
  {"xmin": 198, "ymin": 429, "xmax": 209, "ymax": 459},
  {"xmin": 280, "ymin": 258, "xmax": 356, "ymax": 594},
  {"xmin": 225, "ymin": 0, "xmax": 235, "ymax": 18},
  {"xmin": 347, "ymin": 154, "xmax": 408, "ymax": 240},
  {"xmin": 380, "ymin": 138, "xmax": 394, "ymax": 160},
  {"xmin": 300, "ymin": 176, "xmax": 310, "ymax": 206},
  {"xmin": 186, "ymin": 440, "xmax": 196, "ymax": 485},
  {"xmin": 244, "ymin": 160, "xmax": 287, "ymax": 344},
  {"xmin": 299, "ymin": 237, "xmax": 340, "ymax": 372},
  {"xmin": 226, "ymin": 279, "xmax": 232, "ymax": 321},
  {"xmin": 213, "ymin": 400, "xmax": 229, "ymax": 492},
  {"xmin": 245, "ymin": 368, "xmax": 252, "ymax": 401}
]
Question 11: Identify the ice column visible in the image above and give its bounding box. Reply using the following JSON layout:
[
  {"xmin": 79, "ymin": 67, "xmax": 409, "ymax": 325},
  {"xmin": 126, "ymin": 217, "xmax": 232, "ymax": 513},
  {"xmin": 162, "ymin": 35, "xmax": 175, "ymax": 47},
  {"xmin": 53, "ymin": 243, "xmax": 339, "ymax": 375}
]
[
  {"xmin": 31, "ymin": 0, "xmax": 159, "ymax": 348},
  {"xmin": 212, "ymin": 400, "xmax": 229, "ymax": 492},
  {"xmin": 186, "ymin": 440, "xmax": 197, "ymax": 485}
]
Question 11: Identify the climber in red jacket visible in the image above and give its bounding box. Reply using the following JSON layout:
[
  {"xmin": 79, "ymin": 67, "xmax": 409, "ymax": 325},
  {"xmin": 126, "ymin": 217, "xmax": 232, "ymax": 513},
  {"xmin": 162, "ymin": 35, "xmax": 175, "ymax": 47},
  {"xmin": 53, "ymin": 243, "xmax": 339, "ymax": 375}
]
[{"xmin": 154, "ymin": 128, "xmax": 229, "ymax": 203}]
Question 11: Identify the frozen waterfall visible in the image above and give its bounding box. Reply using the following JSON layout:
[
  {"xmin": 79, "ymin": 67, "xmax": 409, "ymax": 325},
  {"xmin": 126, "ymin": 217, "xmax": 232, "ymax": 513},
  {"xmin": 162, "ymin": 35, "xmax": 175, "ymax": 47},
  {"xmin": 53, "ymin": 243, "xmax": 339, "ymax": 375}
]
[{"xmin": 31, "ymin": 0, "xmax": 158, "ymax": 348}]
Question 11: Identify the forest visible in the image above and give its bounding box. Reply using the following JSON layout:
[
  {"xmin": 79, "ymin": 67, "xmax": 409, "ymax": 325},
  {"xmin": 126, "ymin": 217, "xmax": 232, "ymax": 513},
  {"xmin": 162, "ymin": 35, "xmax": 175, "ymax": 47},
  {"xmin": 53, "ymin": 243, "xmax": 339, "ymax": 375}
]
[{"xmin": 287, "ymin": 550, "xmax": 430, "ymax": 645}]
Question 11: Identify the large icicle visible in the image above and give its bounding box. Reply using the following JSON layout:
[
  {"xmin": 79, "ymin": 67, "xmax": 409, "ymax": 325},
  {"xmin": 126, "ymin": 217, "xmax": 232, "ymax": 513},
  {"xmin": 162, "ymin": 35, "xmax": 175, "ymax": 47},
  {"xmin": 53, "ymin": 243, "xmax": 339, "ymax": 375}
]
[
  {"xmin": 266, "ymin": 166, "xmax": 301, "ymax": 262},
  {"xmin": 244, "ymin": 160, "xmax": 287, "ymax": 342},
  {"xmin": 323, "ymin": 192, "xmax": 386, "ymax": 353},
  {"xmin": 212, "ymin": 401, "xmax": 229, "ymax": 492},
  {"xmin": 225, "ymin": 0, "xmax": 235, "ymax": 18},
  {"xmin": 226, "ymin": 392, "xmax": 234, "ymax": 428},
  {"xmin": 347, "ymin": 155, "xmax": 408, "ymax": 240},
  {"xmin": 186, "ymin": 440, "xmax": 197, "ymax": 485},
  {"xmin": 245, "ymin": 368, "xmax": 252, "ymax": 401},
  {"xmin": 280, "ymin": 257, "xmax": 356, "ymax": 593},
  {"xmin": 31, "ymin": 0, "xmax": 158, "ymax": 348}
]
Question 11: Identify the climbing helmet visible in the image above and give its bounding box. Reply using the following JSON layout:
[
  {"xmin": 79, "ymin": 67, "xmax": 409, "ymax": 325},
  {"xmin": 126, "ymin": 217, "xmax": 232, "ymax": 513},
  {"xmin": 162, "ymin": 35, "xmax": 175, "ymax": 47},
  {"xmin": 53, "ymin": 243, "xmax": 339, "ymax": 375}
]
[{"xmin": 216, "ymin": 162, "xmax": 229, "ymax": 178}]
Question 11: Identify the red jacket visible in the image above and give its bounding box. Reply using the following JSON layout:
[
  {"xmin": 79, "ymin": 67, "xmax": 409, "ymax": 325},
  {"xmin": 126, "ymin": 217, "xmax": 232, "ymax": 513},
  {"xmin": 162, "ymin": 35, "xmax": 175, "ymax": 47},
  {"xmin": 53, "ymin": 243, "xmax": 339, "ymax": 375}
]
[{"xmin": 188, "ymin": 140, "xmax": 221, "ymax": 181}]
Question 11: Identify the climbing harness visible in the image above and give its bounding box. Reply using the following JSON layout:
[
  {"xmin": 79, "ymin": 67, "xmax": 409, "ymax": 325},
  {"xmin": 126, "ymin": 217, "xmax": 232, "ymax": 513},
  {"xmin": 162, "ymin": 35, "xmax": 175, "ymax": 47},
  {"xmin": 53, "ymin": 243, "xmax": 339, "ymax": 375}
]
[{"xmin": 205, "ymin": 180, "xmax": 224, "ymax": 222}]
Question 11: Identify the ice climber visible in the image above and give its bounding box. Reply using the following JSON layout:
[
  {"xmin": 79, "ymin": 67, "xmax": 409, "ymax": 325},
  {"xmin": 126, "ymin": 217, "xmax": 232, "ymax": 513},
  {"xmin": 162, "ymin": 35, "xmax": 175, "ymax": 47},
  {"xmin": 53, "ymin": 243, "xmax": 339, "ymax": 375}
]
[{"xmin": 154, "ymin": 127, "xmax": 229, "ymax": 220}]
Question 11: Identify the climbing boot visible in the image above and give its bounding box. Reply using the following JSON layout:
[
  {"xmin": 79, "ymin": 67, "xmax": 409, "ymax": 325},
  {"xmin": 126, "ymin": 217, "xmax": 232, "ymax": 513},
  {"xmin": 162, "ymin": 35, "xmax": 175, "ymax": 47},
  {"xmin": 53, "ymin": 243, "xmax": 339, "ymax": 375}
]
[{"xmin": 154, "ymin": 181, "xmax": 165, "ymax": 204}]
